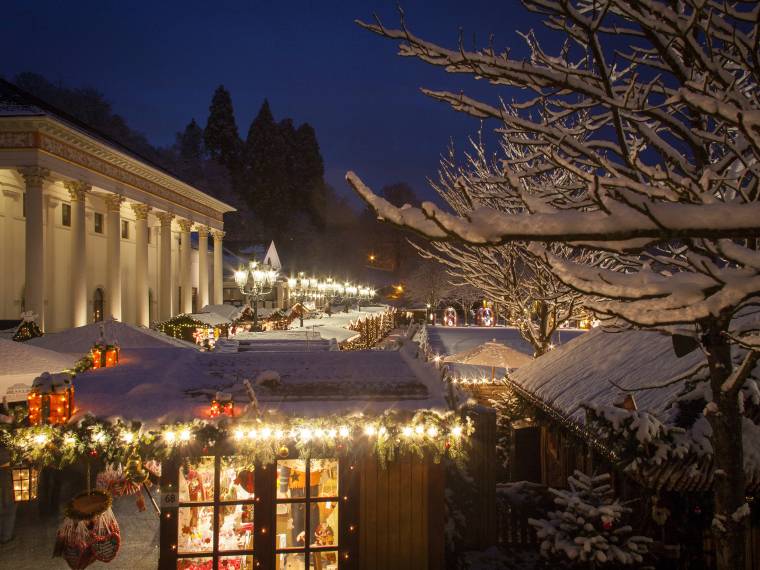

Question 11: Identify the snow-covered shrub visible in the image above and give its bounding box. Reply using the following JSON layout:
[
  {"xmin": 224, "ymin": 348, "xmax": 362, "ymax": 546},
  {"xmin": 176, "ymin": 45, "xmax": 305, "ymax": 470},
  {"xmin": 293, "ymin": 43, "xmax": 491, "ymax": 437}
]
[{"xmin": 529, "ymin": 471, "xmax": 651, "ymax": 568}]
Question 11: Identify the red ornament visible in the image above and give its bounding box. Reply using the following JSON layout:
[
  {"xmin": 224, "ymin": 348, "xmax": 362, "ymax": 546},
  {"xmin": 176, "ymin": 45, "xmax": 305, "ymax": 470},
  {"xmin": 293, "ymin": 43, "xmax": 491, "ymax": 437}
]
[
  {"xmin": 235, "ymin": 470, "xmax": 255, "ymax": 494},
  {"xmin": 602, "ymin": 520, "xmax": 613, "ymax": 530},
  {"xmin": 89, "ymin": 449, "xmax": 99, "ymax": 458}
]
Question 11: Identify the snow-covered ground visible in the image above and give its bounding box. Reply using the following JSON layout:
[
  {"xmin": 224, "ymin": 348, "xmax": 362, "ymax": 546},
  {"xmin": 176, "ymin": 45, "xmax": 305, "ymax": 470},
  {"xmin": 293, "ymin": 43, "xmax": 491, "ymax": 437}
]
[
  {"xmin": 0, "ymin": 339, "xmax": 78, "ymax": 401},
  {"xmin": 426, "ymin": 325, "xmax": 585, "ymax": 358},
  {"xmin": 288, "ymin": 306, "xmax": 388, "ymax": 343}
]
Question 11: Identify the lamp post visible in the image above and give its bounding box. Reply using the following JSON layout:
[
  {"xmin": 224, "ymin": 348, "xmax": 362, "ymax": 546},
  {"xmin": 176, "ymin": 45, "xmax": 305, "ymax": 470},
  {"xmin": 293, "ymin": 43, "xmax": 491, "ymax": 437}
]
[
  {"xmin": 287, "ymin": 272, "xmax": 315, "ymax": 327},
  {"xmin": 426, "ymin": 302, "xmax": 431, "ymax": 325},
  {"xmin": 234, "ymin": 260, "xmax": 279, "ymax": 330}
]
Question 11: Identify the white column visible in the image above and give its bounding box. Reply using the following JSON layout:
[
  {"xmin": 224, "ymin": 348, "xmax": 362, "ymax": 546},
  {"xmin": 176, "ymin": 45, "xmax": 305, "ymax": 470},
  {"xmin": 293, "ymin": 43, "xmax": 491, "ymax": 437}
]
[
  {"xmin": 213, "ymin": 230, "xmax": 224, "ymax": 305},
  {"xmin": 65, "ymin": 181, "xmax": 90, "ymax": 327},
  {"xmin": 132, "ymin": 203, "xmax": 151, "ymax": 326},
  {"xmin": 105, "ymin": 194, "xmax": 123, "ymax": 321},
  {"xmin": 197, "ymin": 226, "xmax": 209, "ymax": 309},
  {"xmin": 19, "ymin": 167, "xmax": 49, "ymax": 330},
  {"xmin": 157, "ymin": 212, "xmax": 174, "ymax": 321},
  {"xmin": 178, "ymin": 219, "xmax": 193, "ymax": 314}
]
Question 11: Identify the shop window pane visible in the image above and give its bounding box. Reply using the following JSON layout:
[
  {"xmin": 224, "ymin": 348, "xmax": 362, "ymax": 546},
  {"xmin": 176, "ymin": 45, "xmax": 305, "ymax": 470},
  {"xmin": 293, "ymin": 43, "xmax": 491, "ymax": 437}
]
[
  {"xmin": 218, "ymin": 504, "xmax": 254, "ymax": 551},
  {"xmin": 310, "ymin": 503, "xmax": 338, "ymax": 547},
  {"xmin": 310, "ymin": 551, "xmax": 338, "ymax": 570},
  {"xmin": 276, "ymin": 502, "xmax": 306, "ymax": 548},
  {"xmin": 179, "ymin": 457, "xmax": 215, "ymax": 503},
  {"xmin": 309, "ymin": 459, "xmax": 338, "ymax": 497},
  {"xmin": 276, "ymin": 552, "xmax": 305, "ymax": 570},
  {"xmin": 177, "ymin": 557, "xmax": 212, "ymax": 570},
  {"xmin": 277, "ymin": 459, "xmax": 307, "ymax": 499},
  {"xmin": 177, "ymin": 506, "xmax": 214, "ymax": 553},
  {"xmin": 220, "ymin": 555, "xmax": 257, "ymax": 570},
  {"xmin": 220, "ymin": 457, "xmax": 255, "ymax": 501}
]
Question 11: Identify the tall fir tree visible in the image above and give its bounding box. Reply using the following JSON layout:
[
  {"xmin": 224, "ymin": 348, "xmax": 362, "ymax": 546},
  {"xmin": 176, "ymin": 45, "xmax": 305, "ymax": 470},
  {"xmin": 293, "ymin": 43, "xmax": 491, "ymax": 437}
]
[
  {"xmin": 204, "ymin": 85, "xmax": 241, "ymax": 169},
  {"xmin": 293, "ymin": 123, "xmax": 327, "ymax": 230},
  {"xmin": 175, "ymin": 118, "xmax": 205, "ymax": 184},
  {"xmin": 244, "ymin": 100, "xmax": 290, "ymax": 239}
]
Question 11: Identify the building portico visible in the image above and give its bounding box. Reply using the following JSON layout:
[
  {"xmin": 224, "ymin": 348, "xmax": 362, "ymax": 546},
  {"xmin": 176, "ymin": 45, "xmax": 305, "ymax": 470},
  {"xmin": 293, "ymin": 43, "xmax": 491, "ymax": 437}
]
[{"xmin": 0, "ymin": 80, "xmax": 234, "ymax": 331}]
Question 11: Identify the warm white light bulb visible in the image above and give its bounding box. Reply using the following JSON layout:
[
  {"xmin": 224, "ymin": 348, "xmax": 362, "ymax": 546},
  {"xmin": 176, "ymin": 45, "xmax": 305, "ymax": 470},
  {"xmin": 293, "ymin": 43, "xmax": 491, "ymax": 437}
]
[
  {"xmin": 179, "ymin": 429, "xmax": 191, "ymax": 442},
  {"xmin": 451, "ymin": 426, "xmax": 463, "ymax": 438},
  {"xmin": 426, "ymin": 426, "xmax": 438, "ymax": 437},
  {"xmin": 233, "ymin": 429, "xmax": 244, "ymax": 441},
  {"xmin": 364, "ymin": 425, "xmax": 376, "ymax": 436},
  {"xmin": 261, "ymin": 427, "xmax": 273, "ymax": 439},
  {"xmin": 339, "ymin": 426, "xmax": 350, "ymax": 438},
  {"xmin": 164, "ymin": 431, "xmax": 176, "ymax": 444},
  {"xmin": 402, "ymin": 426, "xmax": 413, "ymax": 437}
]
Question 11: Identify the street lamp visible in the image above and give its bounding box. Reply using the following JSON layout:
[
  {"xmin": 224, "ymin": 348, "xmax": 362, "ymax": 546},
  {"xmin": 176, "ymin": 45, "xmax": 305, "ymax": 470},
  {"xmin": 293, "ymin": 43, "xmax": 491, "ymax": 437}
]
[
  {"xmin": 426, "ymin": 302, "xmax": 432, "ymax": 324},
  {"xmin": 234, "ymin": 259, "xmax": 279, "ymax": 330},
  {"xmin": 287, "ymin": 272, "xmax": 315, "ymax": 327}
]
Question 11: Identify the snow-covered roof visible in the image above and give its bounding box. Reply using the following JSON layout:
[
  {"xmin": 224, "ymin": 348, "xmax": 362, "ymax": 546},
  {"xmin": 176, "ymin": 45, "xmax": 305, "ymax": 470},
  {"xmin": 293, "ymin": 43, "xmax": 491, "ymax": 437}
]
[
  {"xmin": 29, "ymin": 320, "xmax": 198, "ymax": 354},
  {"xmin": 509, "ymin": 326, "xmax": 698, "ymax": 424},
  {"xmin": 201, "ymin": 304, "xmax": 244, "ymax": 322},
  {"xmin": 426, "ymin": 326, "xmax": 584, "ymax": 358},
  {"xmin": 444, "ymin": 341, "xmax": 532, "ymax": 370},
  {"xmin": 73, "ymin": 342, "xmax": 446, "ymax": 425},
  {"xmin": 0, "ymin": 339, "xmax": 78, "ymax": 401}
]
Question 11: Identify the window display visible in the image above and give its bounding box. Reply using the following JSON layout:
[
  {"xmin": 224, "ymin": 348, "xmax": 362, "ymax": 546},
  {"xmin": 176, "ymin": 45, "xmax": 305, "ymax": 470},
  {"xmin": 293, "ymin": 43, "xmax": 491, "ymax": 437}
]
[
  {"xmin": 275, "ymin": 459, "xmax": 339, "ymax": 569},
  {"xmin": 176, "ymin": 457, "xmax": 256, "ymax": 568}
]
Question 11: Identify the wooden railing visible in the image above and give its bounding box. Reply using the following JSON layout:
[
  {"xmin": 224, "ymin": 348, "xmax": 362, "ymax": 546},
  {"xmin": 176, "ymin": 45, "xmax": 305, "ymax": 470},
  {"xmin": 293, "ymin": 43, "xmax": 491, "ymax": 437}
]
[{"xmin": 495, "ymin": 484, "xmax": 540, "ymax": 548}]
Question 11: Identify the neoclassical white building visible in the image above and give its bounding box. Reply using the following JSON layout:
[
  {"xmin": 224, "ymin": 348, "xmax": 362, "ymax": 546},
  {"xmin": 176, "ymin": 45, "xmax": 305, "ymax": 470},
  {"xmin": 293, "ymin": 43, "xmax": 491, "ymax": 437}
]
[{"xmin": 0, "ymin": 80, "xmax": 234, "ymax": 332}]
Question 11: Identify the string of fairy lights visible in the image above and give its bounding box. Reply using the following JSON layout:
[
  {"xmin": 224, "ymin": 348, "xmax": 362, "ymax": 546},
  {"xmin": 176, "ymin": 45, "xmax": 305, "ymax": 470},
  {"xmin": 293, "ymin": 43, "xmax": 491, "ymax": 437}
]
[{"xmin": 0, "ymin": 411, "xmax": 474, "ymax": 469}]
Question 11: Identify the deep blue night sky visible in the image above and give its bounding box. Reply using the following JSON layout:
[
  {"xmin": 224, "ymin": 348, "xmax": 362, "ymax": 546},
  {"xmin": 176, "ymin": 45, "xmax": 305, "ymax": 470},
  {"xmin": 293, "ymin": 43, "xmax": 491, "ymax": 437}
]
[{"xmin": 2, "ymin": 1, "xmax": 539, "ymax": 204}]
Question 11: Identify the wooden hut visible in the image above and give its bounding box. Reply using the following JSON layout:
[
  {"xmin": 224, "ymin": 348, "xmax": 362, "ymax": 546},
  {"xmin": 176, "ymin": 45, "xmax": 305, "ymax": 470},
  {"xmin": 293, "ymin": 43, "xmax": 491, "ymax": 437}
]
[
  {"xmin": 487, "ymin": 326, "xmax": 760, "ymax": 569},
  {"xmin": 1, "ymin": 335, "xmax": 477, "ymax": 569}
]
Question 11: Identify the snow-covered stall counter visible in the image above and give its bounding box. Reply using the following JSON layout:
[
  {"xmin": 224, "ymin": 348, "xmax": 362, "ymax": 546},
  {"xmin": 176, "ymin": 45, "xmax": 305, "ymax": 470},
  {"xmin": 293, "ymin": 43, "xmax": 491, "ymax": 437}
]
[{"xmin": 27, "ymin": 342, "xmax": 474, "ymax": 570}]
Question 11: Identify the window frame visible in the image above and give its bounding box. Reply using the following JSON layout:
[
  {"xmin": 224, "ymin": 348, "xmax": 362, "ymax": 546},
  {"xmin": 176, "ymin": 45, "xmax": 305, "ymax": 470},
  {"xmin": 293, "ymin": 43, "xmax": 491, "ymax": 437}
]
[
  {"xmin": 94, "ymin": 212, "xmax": 104, "ymax": 234},
  {"xmin": 61, "ymin": 203, "xmax": 71, "ymax": 227},
  {"xmin": 121, "ymin": 219, "xmax": 130, "ymax": 239},
  {"xmin": 175, "ymin": 455, "xmax": 258, "ymax": 565},
  {"xmin": 274, "ymin": 459, "xmax": 340, "ymax": 567},
  {"xmin": 160, "ymin": 451, "xmax": 358, "ymax": 570}
]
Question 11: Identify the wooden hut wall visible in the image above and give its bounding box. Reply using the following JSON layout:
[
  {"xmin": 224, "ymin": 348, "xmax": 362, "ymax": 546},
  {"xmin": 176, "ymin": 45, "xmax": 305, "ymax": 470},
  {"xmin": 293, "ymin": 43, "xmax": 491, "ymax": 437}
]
[{"xmin": 358, "ymin": 454, "xmax": 444, "ymax": 570}]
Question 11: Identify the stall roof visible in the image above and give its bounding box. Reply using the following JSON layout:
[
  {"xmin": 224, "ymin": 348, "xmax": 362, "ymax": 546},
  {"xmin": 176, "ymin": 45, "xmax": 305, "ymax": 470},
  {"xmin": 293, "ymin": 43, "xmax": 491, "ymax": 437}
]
[
  {"xmin": 28, "ymin": 320, "xmax": 198, "ymax": 354},
  {"xmin": 73, "ymin": 342, "xmax": 447, "ymax": 426},
  {"xmin": 508, "ymin": 326, "xmax": 698, "ymax": 424},
  {"xmin": 444, "ymin": 340, "xmax": 532, "ymax": 370},
  {"xmin": 0, "ymin": 339, "xmax": 78, "ymax": 401}
]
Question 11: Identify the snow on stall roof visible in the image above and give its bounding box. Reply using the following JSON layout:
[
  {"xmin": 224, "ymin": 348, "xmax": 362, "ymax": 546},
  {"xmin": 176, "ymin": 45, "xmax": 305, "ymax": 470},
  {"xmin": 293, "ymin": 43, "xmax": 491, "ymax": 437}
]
[
  {"xmin": 509, "ymin": 326, "xmax": 704, "ymax": 424},
  {"xmin": 28, "ymin": 320, "xmax": 198, "ymax": 354},
  {"xmin": 0, "ymin": 339, "xmax": 78, "ymax": 400},
  {"xmin": 0, "ymin": 339, "xmax": 77, "ymax": 375},
  {"xmin": 201, "ymin": 304, "xmax": 244, "ymax": 322},
  {"xmin": 444, "ymin": 341, "xmax": 533, "ymax": 369},
  {"xmin": 73, "ymin": 342, "xmax": 446, "ymax": 425}
]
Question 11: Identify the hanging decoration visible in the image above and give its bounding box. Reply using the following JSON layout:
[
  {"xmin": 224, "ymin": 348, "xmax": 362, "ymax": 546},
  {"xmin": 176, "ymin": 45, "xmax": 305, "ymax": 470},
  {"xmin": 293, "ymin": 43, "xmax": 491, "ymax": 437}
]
[
  {"xmin": 27, "ymin": 372, "xmax": 74, "ymax": 426},
  {"xmin": 1, "ymin": 410, "xmax": 474, "ymax": 473},
  {"xmin": 12, "ymin": 311, "xmax": 43, "ymax": 342},
  {"xmin": 11, "ymin": 464, "xmax": 39, "ymax": 502},
  {"xmin": 54, "ymin": 489, "xmax": 121, "ymax": 569},
  {"xmin": 209, "ymin": 391, "xmax": 234, "ymax": 418}
]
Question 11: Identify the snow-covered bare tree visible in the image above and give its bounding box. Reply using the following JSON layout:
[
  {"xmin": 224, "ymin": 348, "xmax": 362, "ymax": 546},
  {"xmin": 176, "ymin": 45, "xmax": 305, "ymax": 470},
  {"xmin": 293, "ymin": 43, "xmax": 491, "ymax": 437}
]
[
  {"xmin": 405, "ymin": 260, "xmax": 452, "ymax": 311},
  {"xmin": 346, "ymin": 2, "xmax": 760, "ymax": 567},
  {"xmin": 415, "ymin": 140, "xmax": 589, "ymax": 356}
]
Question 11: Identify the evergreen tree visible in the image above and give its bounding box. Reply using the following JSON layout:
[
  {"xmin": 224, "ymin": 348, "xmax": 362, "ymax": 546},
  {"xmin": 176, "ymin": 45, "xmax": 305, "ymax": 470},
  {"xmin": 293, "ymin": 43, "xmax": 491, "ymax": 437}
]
[
  {"xmin": 244, "ymin": 100, "xmax": 290, "ymax": 239},
  {"xmin": 175, "ymin": 118, "xmax": 205, "ymax": 184},
  {"xmin": 293, "ymin": 123, "xmax": 327, "ymax": 229},
  {"xmin": 529, "ymin": 472, "xmax": 651, "ymax": 568},
  {"xmin": 204, "ymin": 85, "xmax": 241, "ymax": 169}
]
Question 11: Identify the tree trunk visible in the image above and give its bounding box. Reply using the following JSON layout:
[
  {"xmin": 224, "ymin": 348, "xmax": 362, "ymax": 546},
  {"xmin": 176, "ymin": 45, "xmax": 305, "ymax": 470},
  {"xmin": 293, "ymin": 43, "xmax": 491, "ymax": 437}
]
[{"xmin": 704, "ymin": 321, "xmax": 748, "ymax": 570}]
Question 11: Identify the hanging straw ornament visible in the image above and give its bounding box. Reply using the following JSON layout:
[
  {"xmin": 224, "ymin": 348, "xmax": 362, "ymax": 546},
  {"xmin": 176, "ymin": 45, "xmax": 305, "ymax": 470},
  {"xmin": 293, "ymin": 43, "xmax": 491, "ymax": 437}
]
[{"xmin": 54, "ymin": 489, "xmax": 121, "ymax": 568}]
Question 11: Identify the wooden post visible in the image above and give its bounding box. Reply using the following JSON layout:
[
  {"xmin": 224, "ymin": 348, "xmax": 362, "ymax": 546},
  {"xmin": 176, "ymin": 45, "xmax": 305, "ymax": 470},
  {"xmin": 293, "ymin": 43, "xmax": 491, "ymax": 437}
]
[
  {"xmin": 460, "ymin": 405, "xmax": 497, "ymax": 549},
  {"xmin": 427, "ymin": 459, "xmax": 446, "ymax": 568},
  {"xmin": 158, "ymin": 456, "xmax": 179, "ymax": 570}
]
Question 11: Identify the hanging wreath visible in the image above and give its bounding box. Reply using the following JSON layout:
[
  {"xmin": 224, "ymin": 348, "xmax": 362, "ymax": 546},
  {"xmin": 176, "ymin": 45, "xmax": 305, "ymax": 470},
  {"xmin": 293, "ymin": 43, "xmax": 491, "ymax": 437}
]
[{"xmin": 54, "ymin": 490, "xmax": 121, "ymax": 569}]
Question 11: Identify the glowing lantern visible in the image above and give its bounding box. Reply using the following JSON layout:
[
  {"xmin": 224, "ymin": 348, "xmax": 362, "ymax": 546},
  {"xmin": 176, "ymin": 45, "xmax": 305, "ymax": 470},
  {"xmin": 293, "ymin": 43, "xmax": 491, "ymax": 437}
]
[
  {"xmin": 91, "ymin": 344, "xmax": 119, "ymax": 368},
  {"xmin": 209, "ymin": 391, "xmax": 233, "ymax": 418},
  {"xmin": 27, "ymin": 372, "xmax": 74, "ymax": 426},
  {"xmin": 11, "ymin": 465, "xmax": 39, "ymax": 502}
]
